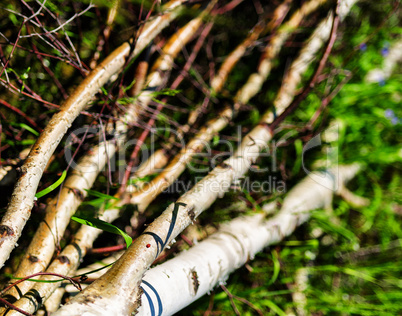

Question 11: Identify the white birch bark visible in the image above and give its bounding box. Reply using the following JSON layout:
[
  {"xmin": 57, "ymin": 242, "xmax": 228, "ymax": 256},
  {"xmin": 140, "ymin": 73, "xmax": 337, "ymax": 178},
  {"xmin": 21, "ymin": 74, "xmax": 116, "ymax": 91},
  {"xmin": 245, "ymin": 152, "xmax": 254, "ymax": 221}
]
[
  {"xmin": 52, "ymin": 2, "xmax": 356, "ymax": 314},
  {"xmin": 135, "ymin": 164, "xmax": 362, "ymax": 316},
  {"xmin": 57, "ymin": 164, "xmax": 364, "ymax": 315},
  {"xmin": 0, "ymin": 0, "xmax": 186, "ymax": 268},
  {"xmin": 1, "ymin": 7, "xmax": 215, "ymax": 315}
]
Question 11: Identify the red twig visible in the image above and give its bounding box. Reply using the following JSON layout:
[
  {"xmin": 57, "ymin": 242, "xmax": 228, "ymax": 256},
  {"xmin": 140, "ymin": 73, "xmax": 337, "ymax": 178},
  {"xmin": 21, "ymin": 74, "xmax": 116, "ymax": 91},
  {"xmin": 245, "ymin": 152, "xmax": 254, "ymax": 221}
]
[
  {"xmin": 170, "ymin": 22, "xmax": 214, "ymax": 90},
  {"xmin": 180, "ymin": 234, "xmax": 194, "ymax": 246},
  {"xmin": 120, "ymin": 100, "xmax": 165, "ymax": 191},
  {"xmin": 0, "ymin": 21, "xmax": 24, "ymax": 80},
  {"xmin": 0, "ymin": 271, "xmax": 82, "ymax": 315},
  {"xmin": 0, "ymin": 78, "xmax": 60, "ymax": 109},
  {"xmin": 307, "ymin": 70, "xmax": 352, "ymax": 128},
  {"xmin": 89, "ymin": 244, "xmax": 127, "ymax": 254},
  {"xmin": 27, "ymin": 26, "xmax": 69, "ymax": 100},
  {"xmin": 0, "ymin": 297, "xmax": 33, "ymax": 316},
  {"xmin": 0, "ymin": 99, "xmax": 42, "ymax": 132},
  {"xmin": 213, "ymin": 0, "xmax": 244, "ymax": 14},
  {"xmin": 1, "ymin": 271, "xmax": 82, "ymax": 295}
]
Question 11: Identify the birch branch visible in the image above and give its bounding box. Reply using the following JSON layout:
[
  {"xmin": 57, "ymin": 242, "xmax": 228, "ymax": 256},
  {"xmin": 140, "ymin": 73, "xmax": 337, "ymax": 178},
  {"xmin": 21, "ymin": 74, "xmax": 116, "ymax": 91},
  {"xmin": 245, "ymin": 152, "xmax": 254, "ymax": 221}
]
[
  {"xmin": 52, "ymin": 1, "xmax": 357, "ymax": 315},
  {"xmin": 135, "ymin": 164, "xmax": 363, "ymax": 315},
  {"xmin": 0, "ymin": 0, "xmax": 187, "ymax": 269},
  {"xmin": 1, "ymin": 7, "xmax": 214, "ymax": 315}
]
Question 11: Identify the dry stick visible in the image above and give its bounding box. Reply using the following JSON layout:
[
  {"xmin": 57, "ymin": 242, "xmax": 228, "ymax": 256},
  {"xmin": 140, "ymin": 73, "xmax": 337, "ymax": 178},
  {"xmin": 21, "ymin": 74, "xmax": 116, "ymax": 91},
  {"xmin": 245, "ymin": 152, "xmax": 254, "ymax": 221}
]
[
  {"xmin": 0, "ymin": 99, "xmax": 42, "ymax": 132},
  {"xmin": 2, "ymin": 9, "xmax": 214, "ymax": 316},
  {"xmin": 0, "ymin": 0, "xmax": 187, "ymax": 269},
  {"xmin": 52, "ymin": 1, "xmax": 344, "ymax": 315},
  {"xmin": 135, "ymin": 165, "xmax": 363, "ymax": 315}
]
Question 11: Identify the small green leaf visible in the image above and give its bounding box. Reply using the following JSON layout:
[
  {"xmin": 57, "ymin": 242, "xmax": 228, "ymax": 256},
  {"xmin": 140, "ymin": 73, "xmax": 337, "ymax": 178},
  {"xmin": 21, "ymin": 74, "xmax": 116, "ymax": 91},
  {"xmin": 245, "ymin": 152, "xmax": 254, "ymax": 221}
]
[
  {"xmin": 10, "ymin": 122, "xmax": 39, "ymax": 136},
  {"xmin": 21, "ymin": 67, "xmax": 30, "ymax": 80},
  {"xmin": 292, "ymin": 139, "xmax": 303, "ymax": 175},
  {"xmin": 100, "ymin": 87, "xmax": 108, "ymax": 95},
  {"xmin": 84, "ymin": 189, "xmax": 119, "ymax": 201},
  {"xmin": 35, "ymin": 170, "xmax": 67, "ymax": 199},
  {"xmin": 71, "ymin": 216, "xmax": 132, "ymax": 248},
  {"xmin": 212, "ymin": 134, "xmax": 220, "ymax": 147},
  {"xmin": 269, "ymin": 250, "xmax": 281, "ymax": 284}
]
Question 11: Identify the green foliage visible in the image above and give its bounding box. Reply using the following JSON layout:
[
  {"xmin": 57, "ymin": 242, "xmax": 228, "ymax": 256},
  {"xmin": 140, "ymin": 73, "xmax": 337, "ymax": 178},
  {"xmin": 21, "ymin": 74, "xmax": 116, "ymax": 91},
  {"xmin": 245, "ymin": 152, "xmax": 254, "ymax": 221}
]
[{"xmin": 35, "ymin": 170, "xmax": 67, "ymax": 199}]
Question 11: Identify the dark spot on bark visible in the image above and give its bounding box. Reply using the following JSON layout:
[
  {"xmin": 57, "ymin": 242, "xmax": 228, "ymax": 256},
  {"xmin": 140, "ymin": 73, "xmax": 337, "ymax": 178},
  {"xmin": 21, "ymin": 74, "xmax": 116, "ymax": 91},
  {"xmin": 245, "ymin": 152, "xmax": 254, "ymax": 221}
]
[
  {"xmin": 191, "ymin": 269, "xmax": 199, "ymax": 295},
  {"xmin": 83, "ymin": 295, "xmax": 96, "ymax": 304},
  {"xmin": 68, "ymin": 187, "xmax": 85, "ymax": 201},
  {"xmin": 187, "ymin": 205, "xmax": 196, "ymax": 221},
  {"xmin": 0, "ymin": 225, "xmax": 14, "ymax": 237},
  {"xmin": 219, "ymin": 162, "xmax": 232, "ymax": 169},
  {"xmin": 248, "ymin": 136, "xmax": 256, "ymax": 145},
  {"xmin": 28, "ymin": 255, "xmax": 40, "ymax": 263},
  {"xmin": 57, "ymin": 255, "xmax": 70, "ymax": 265}
]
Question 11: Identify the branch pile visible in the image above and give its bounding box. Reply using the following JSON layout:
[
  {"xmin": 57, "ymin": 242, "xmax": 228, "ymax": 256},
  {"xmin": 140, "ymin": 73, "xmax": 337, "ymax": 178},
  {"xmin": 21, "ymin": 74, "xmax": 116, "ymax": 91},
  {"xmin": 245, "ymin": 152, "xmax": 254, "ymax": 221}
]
[{"xmin": 0, "ymin": 0, "xmax": 371, "ymax": 315}]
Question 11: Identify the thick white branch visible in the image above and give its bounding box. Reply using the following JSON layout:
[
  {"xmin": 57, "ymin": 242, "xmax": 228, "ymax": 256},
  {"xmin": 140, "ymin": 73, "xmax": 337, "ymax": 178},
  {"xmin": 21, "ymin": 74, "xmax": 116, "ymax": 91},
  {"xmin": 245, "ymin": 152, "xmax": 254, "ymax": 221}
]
[{"xmin": 136, "ymin": 165, "xmax": 362, "ymax": 315}]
